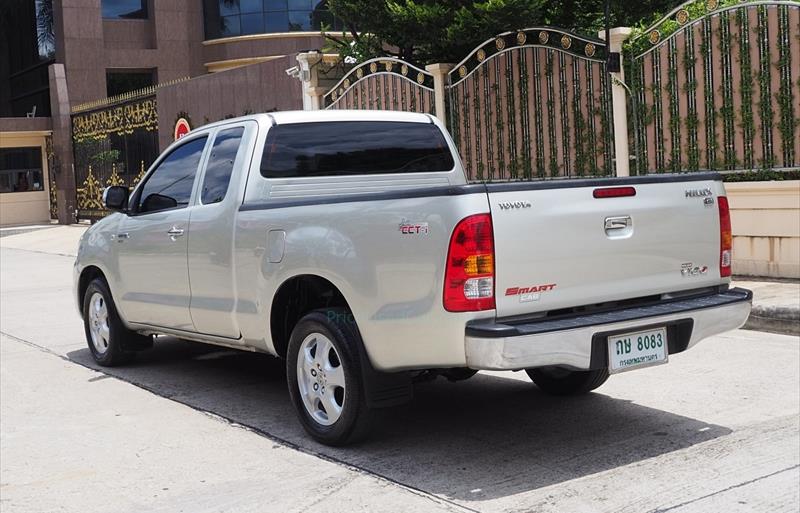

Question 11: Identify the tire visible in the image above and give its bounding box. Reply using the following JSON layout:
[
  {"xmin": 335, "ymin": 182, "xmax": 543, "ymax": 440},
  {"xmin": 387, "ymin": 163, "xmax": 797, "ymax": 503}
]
[
  {"xmin": 441, "ymin": 368, "xmax": 478, "ymax": 382},
  {"xmin": 82, "ymin": 278, "xmax": 150, "ymax": 366},
  {"xmin": 286, "ymin": 308, "xmax": 372, "ymax": 446},
  {"xmin": 525, "ymin": 366, "xmax": 610, "ymax": 396}
]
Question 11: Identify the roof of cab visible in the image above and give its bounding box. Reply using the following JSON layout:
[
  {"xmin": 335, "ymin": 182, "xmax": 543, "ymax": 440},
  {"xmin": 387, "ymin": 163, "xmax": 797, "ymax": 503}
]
[
  {"xmin": 269, "ymin": 109, "xmax": 434, "ymax": 125},
  {"xmin": 195, "ymin": 110, "xmax": 434, "ymax": 131}
]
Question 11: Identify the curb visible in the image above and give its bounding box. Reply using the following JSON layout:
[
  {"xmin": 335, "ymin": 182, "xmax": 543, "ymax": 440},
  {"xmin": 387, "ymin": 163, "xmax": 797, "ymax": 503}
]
[
  {"xmin": 744, "ymin": 305, "xmax": 800, "ymax": 337},
  {"xmin": 0, "ymin": 226, "xmax": 56, "ymax": 238}
]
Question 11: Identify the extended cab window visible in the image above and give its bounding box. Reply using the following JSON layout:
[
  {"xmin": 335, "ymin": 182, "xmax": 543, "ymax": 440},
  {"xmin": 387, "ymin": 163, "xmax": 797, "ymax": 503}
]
[
  {"xmin": 136, "ymin": 137, "xmax": 207, "ymax": 214},
  {"xmin": 260, "ymin": 121, "xmax": 454, "ymax": 178},
  {"xmin": 201, "ymin": 127, "xmax": 245, "ymax": 204}
]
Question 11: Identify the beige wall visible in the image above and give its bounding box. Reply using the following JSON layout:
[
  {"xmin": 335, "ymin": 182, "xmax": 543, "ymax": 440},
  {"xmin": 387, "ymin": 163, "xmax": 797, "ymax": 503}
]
[
  {"xmin": 727, "ymin": 180, "xmax": 800, "ymax": 279},
  {"xmin": 0, "ymin": 131, "xmax": 52, "ymax": 227}
]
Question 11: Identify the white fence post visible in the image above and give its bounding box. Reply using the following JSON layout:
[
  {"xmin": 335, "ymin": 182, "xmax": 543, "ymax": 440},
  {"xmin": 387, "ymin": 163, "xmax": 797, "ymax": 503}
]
[
  {"xmin": 294, "ymin": 52, "xmax": 325, "ymax": 110},
  {"xmin": 599, "ymin": 27, "xmax": 633, "ymax": 177},
  {"xmin": 425, "ymin": 63, "xmax": 454, "ymax": 124}
]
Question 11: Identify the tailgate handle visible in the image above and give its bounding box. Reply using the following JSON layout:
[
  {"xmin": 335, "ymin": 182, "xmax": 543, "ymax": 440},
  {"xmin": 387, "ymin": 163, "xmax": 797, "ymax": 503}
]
[{"xmin": 605, "ymin": 216, "xmax": 631, "ymax": 231}]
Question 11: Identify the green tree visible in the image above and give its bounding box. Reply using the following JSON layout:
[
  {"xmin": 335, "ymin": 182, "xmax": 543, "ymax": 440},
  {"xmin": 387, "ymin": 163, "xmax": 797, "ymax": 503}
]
[
  {"xmin": 327, "ymin": 0, "xmax": 547, "ymax": 64},
  {"xmin": 327, "ymin": 0, "xmax": 681, "ymax": 64}
]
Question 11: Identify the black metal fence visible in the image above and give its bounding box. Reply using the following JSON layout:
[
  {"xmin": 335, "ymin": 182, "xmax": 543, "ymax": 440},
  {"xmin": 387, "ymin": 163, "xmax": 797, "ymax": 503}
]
[{"xmin": 71, "ymin": 96, "xmax": 159, "ymax": 220}]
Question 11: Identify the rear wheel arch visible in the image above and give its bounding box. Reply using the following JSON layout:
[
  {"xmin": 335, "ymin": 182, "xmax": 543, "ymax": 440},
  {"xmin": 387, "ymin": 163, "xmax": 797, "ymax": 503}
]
[{"xmin": 269, "ymin": 274, "xmax": 352, "ymax": 359}]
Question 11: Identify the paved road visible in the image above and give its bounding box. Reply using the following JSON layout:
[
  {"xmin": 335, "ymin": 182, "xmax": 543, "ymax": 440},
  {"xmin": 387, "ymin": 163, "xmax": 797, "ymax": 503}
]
[{"xmin": 1, "ymin": 245, "xmax": 798, "ymax": 513}]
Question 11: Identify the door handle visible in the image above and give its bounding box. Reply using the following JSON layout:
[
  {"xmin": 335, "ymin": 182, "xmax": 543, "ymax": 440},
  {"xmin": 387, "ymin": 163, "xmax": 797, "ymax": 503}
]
[
  {"xmin": 115, "ymin": 232, "xmax": 130, "ymax": 242},
  {"xmin": 167, "ymin": 227, "xmax": 185, "ymax": 240},
  {"xmin": 604, "ymin": 216, "xmax": 631, "ymax": 230}
]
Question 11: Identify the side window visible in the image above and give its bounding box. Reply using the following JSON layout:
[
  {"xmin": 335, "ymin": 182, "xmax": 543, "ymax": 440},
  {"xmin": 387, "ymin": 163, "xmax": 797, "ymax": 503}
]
[
  {"xmin": 136, "ymin": 137, "xmax": 207, "ymax": 214},
  {"xmin": 201, "ymin": 127, "xmax": 245, "ymax": 204}
]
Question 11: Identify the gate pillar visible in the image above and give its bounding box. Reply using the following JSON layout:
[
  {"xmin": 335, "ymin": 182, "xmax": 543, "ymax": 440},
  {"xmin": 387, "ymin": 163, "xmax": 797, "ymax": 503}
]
[
  {"xmin": 48, "ymin": 63, "xmax": 77, "ymax": 224},
  {"xmin": 600, "ymin": 27, "xmax": 633, "ymax": 177},
  {"xmin": 425, "ymin": 63, "xmax": 454, "ymax": 124}
]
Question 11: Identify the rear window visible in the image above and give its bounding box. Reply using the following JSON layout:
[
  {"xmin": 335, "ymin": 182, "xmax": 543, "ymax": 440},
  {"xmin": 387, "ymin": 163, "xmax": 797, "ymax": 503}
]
[{"xmin": 260, "ymin": 121, "xmax": 454, "ymax": 178}]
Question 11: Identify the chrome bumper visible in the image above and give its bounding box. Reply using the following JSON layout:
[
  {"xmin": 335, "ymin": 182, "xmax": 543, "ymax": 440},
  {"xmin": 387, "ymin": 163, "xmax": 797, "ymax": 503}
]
[{"xmin": 465, "ymin": 288, "xmax": 752, "ymax": 371}]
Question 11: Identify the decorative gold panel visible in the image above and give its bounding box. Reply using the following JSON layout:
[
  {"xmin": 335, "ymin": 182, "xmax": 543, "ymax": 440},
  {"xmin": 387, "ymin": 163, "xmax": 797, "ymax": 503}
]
[{"xmin": 72, "ymin": 98, "xmax": 158, "ymax": 143}]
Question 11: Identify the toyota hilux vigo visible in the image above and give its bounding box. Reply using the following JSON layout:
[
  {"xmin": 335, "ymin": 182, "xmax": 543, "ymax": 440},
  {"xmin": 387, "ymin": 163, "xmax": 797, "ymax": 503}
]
[{"xmin": 74, "ymin": 110, "xmax": 752, "ymax": 445}]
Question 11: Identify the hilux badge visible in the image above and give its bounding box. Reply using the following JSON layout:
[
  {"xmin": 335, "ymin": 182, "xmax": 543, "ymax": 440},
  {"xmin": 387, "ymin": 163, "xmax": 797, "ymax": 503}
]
[{"xmin": 685, "ymin": 187, "xmax": 712, "ymax": 198}]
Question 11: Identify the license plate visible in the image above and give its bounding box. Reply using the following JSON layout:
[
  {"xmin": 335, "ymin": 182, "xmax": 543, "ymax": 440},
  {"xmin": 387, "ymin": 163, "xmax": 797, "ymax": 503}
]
[{"xmin": 607, "ymin": 327, "xmax": 668, "ymax": 374}]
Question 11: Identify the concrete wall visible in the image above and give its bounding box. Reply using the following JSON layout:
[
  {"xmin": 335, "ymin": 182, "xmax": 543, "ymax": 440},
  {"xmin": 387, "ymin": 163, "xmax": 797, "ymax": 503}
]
[
  {"xmin": 728, "ymin": 180, "xmax": 800, "ymax": 279},
  {"xmin": 0, "ymin": 128, "xmax": 52, "ymax": 226},
  {"xmin": 54, "ymin": 0, "xmax": 206, "ymax": 106},
  {"xmin": 155, "ymin": 57, "xmax": 302, "ymax": 149}
]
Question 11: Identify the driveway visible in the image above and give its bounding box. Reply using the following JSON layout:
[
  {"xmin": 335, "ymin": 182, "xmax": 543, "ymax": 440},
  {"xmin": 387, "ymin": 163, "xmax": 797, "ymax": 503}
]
[{"xmin": 1, "ymin": 242, "xmax": 798, "ymax": 513}]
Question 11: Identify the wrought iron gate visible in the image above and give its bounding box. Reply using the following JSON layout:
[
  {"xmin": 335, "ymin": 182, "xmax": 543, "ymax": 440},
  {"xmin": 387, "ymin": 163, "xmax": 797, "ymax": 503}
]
[
  {"xmin": 628, "ymin": 0, "xmax": 799, "ymax": 174},
  {"xmin": 71, "ymin": 95, "xmax": 159, "ymax": 220},
  {"xmin": 446, "ymin": 27, "xmax": 615, "ymax": 181},
  {"xmin": 324, "ymin": 57, "xmax": 436, "ymax": 114}
]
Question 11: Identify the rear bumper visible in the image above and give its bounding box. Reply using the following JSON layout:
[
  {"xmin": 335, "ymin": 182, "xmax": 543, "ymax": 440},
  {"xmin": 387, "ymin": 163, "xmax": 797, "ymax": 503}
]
[{"xmin": 465, "ymin": 288, "xmax": 752, "ymax": 371}]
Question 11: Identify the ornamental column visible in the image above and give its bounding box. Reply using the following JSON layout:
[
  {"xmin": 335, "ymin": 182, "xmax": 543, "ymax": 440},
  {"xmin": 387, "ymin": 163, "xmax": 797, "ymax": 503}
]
[
  {"xmin": 425, "ymin": 63, "xmax": 454, "ymax": 125},
  {"xmin": 599, "ymin": 27, "xmax": 633, "ymax": 177}
]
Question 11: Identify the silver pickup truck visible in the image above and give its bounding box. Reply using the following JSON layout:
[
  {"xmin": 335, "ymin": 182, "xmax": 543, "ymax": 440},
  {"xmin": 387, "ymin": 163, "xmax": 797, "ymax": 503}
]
[{"xmin": 74, "ymin": 110, "xmax": 752, "ymax": 445}]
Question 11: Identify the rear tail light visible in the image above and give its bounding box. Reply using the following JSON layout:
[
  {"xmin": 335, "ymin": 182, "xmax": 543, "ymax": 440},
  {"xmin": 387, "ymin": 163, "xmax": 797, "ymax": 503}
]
[
  {"xmin": 444, "ymin": 213, "xmax": 495, "ymax": 312},
  {"xmin": 718, "ymin": 196, "xmax": 732, "ymax": 277}
]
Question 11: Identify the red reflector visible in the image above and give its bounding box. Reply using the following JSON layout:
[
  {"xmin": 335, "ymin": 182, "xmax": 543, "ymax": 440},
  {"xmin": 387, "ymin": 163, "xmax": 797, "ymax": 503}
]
[{"xmin": 593, "ymin": 186, "xmax": 636, "ymax": 198}]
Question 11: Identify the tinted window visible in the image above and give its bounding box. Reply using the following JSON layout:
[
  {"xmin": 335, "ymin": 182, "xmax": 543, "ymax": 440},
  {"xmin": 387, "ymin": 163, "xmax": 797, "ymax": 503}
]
[
  {"xmin": 106, "ymin": 70, "xmax": 154, "ymax": 97},
  {"xmin": 203, "ymin": 0, "xmax": 343, "ymax": 39},
  {"xmin": 201, "ymin": 127, "xmax": 244, "ymax": 204},
  {"xmin": 0, "ymin": 148, "xmax": 44, "ymax": 193},
  {"xmin": 137, "ymin": 137, "xmax": 207, "ymax": 214},
  {"xmin": 260, "ymin": 121, "xmax": 454, "ymax": 178},
  {"xmin": 102, "ymin": 0, "xmax": 147, "ymax": 19}
]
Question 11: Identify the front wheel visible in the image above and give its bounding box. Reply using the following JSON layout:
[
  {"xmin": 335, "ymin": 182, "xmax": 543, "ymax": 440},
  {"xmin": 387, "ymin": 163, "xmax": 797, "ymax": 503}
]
[
  {"xmin": 526, "ymin": 367, "xmax": 610, "ymax": 396},
  {"xmin": 286, "ymin": 308, "xmax": 372, "ymax": 446},
  {"xmin": 82, "ymin": 278, "xmax": 150, "ymax": 366}
]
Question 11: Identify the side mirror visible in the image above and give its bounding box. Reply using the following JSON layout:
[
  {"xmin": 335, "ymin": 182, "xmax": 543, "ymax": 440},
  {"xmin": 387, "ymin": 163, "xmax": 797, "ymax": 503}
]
[{"xmin": 103, "ymin": 186, "xmax": 129, "ymax": 212}]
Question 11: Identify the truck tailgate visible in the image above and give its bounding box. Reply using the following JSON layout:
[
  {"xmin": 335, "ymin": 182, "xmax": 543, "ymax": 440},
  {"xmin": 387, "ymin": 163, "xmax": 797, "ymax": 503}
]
[{"xmin": 487, "ymin": 175, "xmax": 725, "ymax": 318}]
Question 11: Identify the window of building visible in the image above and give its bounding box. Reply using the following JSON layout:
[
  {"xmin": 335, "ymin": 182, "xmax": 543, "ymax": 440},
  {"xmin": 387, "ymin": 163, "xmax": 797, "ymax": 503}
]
[
  {"xmin": 106, "ymin": 70, "xmax": 154, "ymax": 98},
  {"xmin": 203, "ymin": 0, "xmax": 343, "ymax": 40},
  {"xmin": 1, "ymin": 0, "xmax": 54, "ymax": 116},
  {"xmin": 101, "ymin": 0, "xmax": 148, "ymax": 20},
  {"xmin": 0, "ymin": 148, "xmax": 45, "ymax": 193},
  {"xmin": 136, "ymin": 137, "xmax": 207, "ymax": 214},
  {"xmin": 260, "ymin": 122, "xmax": 455, "ymax": 179},
  {"xmin": 35, "ymin": 0, "xmax": 55, "ymax": 60}
]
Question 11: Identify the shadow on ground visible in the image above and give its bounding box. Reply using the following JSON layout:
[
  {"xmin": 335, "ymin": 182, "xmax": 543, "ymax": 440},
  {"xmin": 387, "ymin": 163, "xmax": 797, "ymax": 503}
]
[{"xmin": 67, "ymin": 337, "xmax": 731, "ymax": 502}]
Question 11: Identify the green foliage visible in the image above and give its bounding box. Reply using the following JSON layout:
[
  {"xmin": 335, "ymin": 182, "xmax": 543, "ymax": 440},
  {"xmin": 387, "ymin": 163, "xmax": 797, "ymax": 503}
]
[
  {"xmin": 89, "ymin": 150, "xmax": 121, "ymax": 165},
  {"xmin": 327, "ymin": 0, "xmax": 680, "ymax": 64}
]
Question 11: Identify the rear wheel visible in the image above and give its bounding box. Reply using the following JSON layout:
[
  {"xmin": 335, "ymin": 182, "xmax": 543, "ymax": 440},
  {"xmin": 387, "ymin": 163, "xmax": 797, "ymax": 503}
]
[
  {"xmin": 82, "ymin": 278, "xmax": 150, "ymax": 366},
  {"xmin": 287, "ymin": 308, "xmax": 372, "ymax": 446},
  {"xmin": 526, "ymin": 367, "xmax": 609, "ymax": 396}
]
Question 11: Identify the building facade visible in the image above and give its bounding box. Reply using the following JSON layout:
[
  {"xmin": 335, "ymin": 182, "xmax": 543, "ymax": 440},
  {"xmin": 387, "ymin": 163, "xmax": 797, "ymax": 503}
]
[{"xmin": 0, "ymin": 0, "xmax": 336, "ymax": 225}]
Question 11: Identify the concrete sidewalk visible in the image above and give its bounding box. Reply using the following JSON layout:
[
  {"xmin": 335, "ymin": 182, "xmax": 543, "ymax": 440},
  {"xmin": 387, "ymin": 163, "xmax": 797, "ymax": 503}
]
[
  {"xmin": 1, "ymin": 225, "xmax": 797, "ymax": 336},
  {"xmin": 734, "ymin": 279, "xmax": 800, "ymax": 336}
]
